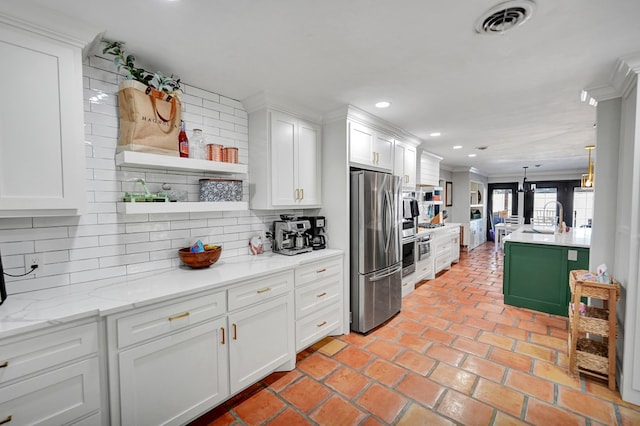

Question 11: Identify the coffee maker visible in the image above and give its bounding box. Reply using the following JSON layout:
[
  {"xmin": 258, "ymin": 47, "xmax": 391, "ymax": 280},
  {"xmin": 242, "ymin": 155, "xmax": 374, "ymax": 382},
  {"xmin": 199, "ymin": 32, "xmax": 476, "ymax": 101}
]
[
  {"xmin": 298, "ymin": 216, "xmax": 326, "ymax": 250},
  {"xmin": 272, "ymin": 219, "xmax": 313, "ymax": 256}
]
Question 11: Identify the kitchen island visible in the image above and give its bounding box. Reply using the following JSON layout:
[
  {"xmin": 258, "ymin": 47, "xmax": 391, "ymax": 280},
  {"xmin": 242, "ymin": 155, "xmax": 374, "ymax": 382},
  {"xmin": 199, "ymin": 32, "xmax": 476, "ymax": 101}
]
[{"xmin": 502, "ymin": 226, "xmax": 591, "ymax": 316}]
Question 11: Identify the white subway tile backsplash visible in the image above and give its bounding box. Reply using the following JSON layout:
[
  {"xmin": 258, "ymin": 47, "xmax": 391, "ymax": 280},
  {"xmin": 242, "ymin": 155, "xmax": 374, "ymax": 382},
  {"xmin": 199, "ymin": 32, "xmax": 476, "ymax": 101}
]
[
  {"xmin": 100, "ymin": 252, "xmax": 149, "ymax": 268},
  {"xmin": 69, "ymin": 245, "xmax": 125, "ymax": 261},
  {"xmin": 35, "ymin": 236, "xmax": 100, "ymax": 252},
  {"xmin": 127, "ymin": 240, "xmax": 171, "ymax": 254},
  {"xmin": 0, "ymin": 58, "xmax": 303, "ymax": 294},
  {"xmin": 149, "ymin": 229, "xmax": 191, "ymax": 242},
  {"xmin": 99, "ymin": 232, "xmax": 149, "ymax": 246}
]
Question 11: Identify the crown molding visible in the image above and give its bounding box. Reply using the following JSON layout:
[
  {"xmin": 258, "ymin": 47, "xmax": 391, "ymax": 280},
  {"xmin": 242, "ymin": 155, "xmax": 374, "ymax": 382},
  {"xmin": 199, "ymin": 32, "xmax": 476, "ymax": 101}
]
[
  {"xmin": 0, "ymin": 1, "xmax": 100, "ymax": 48},
  {"xmin": 585, "ymin": 53, "xmax": 640, "ymax": 101},
  {"xmin": 241, "ymin": 91, "xmax": 324, "ymax": 123}
]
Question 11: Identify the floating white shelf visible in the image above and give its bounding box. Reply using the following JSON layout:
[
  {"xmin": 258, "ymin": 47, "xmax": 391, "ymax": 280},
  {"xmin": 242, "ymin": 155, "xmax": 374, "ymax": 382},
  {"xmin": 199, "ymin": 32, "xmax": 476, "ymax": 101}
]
[
  {"xmin": 115, "ymin": 151, "xmax": 248, "ymax": 175},
  {"xmin": 117, "ymin": 201, "xmax": 249, "ymax": 214},
  {"xmin": 470, "ymin": 203, "xmax": 483, "ymax": 208}
]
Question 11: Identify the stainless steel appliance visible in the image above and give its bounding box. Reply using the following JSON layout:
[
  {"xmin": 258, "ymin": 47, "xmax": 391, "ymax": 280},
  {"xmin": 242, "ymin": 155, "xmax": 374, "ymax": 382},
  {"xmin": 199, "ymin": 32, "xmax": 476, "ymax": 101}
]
[
  {"xmin": 350, "ymin": 170, "xmax": 402, "ymax": 333},
  {"xmin": 417, "ymin": 233, "xmax": 432, "ymax": 261},
  {"xmin": 272, "ymin": 219, "xmax": 313, "ymax": 255},
  {"xmin": 401, "ymin": 221, "xmax": 416, "ymax": 277},
  {"xmin": 298, "ymin": 216, "xmax": 326, "ymax": 250}
]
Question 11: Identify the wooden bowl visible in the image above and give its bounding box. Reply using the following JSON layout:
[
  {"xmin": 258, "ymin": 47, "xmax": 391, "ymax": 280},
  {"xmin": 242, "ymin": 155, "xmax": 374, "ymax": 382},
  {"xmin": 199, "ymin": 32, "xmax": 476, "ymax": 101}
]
[{"xmin": 178, "ymin": 245, "xmax": 222, "ymax": 269}]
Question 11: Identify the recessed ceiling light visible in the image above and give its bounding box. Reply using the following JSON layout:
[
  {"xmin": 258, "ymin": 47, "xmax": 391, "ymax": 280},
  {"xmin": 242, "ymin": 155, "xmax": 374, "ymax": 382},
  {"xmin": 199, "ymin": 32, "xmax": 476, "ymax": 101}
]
[
  {"xmin": 453, "ymin": 145, "xmax": 462, "ymax": 150},
  {"xmin": 429, "ymin": 132, "xmax": 441, "ymax": 137},
  {"xmin": 468, "ymin": 154, "xmax": 477, "ymax": 157},
  {"xmin": 375, "ymin": 101, "xmax": 391, "ymax": 108}
]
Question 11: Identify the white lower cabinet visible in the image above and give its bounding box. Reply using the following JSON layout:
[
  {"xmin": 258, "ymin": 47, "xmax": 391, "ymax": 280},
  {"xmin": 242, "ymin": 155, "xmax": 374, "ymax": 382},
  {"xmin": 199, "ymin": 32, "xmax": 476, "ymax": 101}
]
[
  {"xmin": 118, "ymin": 319, "xmax": 228, "ymax": 426},
  {"xmin": 294, "ymin": 256, "xmax": 343, "ymax": 351},
  {"xmin": 228, "ymin": 295, "xmax": 293, "ymax": 394},
  {"xmin": 401, "ymin": 272, "xmax": 417, "ymax": 298},
  {"xmin": 434, "ymin": 234, "xmax": 452, "ymax": 274},
  {"xmin": 108, "ymin": 271, "xmax": 296, "ymax": 425},
  {"xmin": 0, "ymin": 322, "xmax": 101, "ymax": 425}
]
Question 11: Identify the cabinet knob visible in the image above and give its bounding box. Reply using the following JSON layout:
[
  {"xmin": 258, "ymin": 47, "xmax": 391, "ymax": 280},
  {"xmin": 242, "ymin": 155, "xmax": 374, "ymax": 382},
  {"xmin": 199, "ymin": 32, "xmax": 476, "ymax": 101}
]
[
  {"xmin": 232, "ymin": 323, "xmax": 238, "ymax": 340},
  {"xmin": 0, "ymin": 416, "xmax": 12, "ymax": 425},
  {"xmin": 316, "ymin": 268, "xmax": 327, "ymax": 273},
  {"xmin": 316, "ymin": 321, "xmax": 327, "ymax": 328},
  {"xmin": 0, "ymin": 361, "xmax": 8, "ymax": 368},
  {"xmin": 316, "ymin": 292, "xmax": 327, "ymax": 298},
  {"xmin": 220, "ymin": 327, "xmax": 225, "ymax": 344},
  {"xmin": 256, "ymin": 287, "xmax": 271, "ymax": 294},
  {"xmin": 300, "ymin": 188, "xmax": 304, "ymax": 200}
]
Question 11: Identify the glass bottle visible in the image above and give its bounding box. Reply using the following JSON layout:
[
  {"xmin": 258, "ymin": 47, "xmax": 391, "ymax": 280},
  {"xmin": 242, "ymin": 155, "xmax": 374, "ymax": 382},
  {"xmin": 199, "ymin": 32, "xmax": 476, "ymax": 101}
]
[
  {"xmin": 178, "ymin": 121, "xmax": 189, "ymax": 158},
  {"xmin": 189, "ymin": 129, "xmax": 207, "ymax": 160}
]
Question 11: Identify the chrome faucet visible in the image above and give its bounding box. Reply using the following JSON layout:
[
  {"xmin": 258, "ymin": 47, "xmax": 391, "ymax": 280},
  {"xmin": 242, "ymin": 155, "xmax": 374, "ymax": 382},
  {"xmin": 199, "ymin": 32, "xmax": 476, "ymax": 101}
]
[{"xmin": 543, "ymin": 201, "xmax": 564, "ymax": 233}]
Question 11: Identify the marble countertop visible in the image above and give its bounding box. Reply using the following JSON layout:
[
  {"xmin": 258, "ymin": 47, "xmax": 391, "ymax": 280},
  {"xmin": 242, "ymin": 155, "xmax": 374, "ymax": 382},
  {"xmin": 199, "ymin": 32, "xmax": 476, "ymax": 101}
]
[
  {"xmin": 504, "ymin": 225, "xmax": 591, "ymax": 248},
  {"xmin": 0, "ymin": 249, "xmax": 343, "ymax": 340},
  {"xmin": 417, "ymin": 222, "xmax": 462, "ymax": 236}
]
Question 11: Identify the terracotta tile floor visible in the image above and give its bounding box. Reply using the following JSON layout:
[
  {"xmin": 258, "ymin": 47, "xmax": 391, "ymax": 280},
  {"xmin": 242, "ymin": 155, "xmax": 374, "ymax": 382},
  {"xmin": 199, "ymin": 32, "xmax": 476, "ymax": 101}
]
[{"xmin": 191, "ymin": 243, "xmax": 640, "ymax": 425}]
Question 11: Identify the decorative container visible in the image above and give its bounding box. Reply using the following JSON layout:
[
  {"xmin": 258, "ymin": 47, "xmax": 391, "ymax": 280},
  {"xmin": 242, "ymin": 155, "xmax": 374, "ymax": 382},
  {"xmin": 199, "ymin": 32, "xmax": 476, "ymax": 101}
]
[
  {"xmin": 222, "ymin": 147, "xmax": 238, "ymax": 163},
  {"xmin": 199, "ymin": 178, "xmax": 243, "ymax": 202},
  {"xmin": 178, "ymin": 245, "xmax": 222, "ymax": 268}
]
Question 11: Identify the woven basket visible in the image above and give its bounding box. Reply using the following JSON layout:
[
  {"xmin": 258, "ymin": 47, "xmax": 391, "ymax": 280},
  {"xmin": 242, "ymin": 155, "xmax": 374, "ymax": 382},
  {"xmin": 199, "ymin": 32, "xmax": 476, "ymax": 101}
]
[
  {"xmin": 575, "ymin": 337, "xmax": 609, "ymax": 374},
  {"xmin": 569, "ymin": 305, "xmax": 614, "ymax": 337},
  {"xmin": 569, "ymin": 270, "xmax": 620, "ymax": 300}
]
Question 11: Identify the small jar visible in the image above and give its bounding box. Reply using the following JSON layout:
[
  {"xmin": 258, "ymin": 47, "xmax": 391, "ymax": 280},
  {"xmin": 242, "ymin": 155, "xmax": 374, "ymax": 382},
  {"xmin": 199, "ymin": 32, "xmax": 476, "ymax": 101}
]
[
  {"xmin": 207, "ymin": 144, "xmax": 224, "ymax": 162},
  {"xmin": 223, "ymin": 147, "xmax": 239, "ymax": 163},
  {"xmin": 188, "ymin": 129, "xmax": 207, "ymax": 160}
]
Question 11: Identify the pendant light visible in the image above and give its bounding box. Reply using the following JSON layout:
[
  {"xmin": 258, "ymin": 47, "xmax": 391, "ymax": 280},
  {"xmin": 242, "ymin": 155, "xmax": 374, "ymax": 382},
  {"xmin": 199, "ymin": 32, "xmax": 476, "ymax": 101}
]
[
  {"xmin": 581, "ymin": 145, "xmax": 595, "ymax": 188},
  {"xmin": 518, "ymin": 166, "xmax": 533, "ymax": 193}
]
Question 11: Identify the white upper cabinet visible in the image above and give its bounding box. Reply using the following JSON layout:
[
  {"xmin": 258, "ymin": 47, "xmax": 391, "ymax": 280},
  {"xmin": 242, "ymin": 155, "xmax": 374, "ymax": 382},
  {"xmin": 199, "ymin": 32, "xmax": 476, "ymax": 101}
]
[
  {"xmin": 394, "ymin": 140, "xmax": 417, "ymax": 189},
  {"xmin": 419, "ymin": 151, "xmax": 442, "ymax": 187},
  {"xmin": 248, "ymin": 108, "xmax": 321, "ymax": 209},
  {"xmin": 349, "ymin": 121, "xmax": 394, "ymax": 172},
  {"xmin": 0, "ymin": 14, "xmax": 92, "ymax": 217}
]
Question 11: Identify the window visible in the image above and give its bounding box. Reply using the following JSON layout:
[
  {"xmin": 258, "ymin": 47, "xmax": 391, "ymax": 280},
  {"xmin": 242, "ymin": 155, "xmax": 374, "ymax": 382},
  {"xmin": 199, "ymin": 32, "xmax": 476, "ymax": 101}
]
[
  {"xmin": 573, "ymin": 188, "xmax": 594, "ymax": 227},
  {"xmin": 492, "ymin": 189, "xmax": 513, "ymax": 217},
  {"xmin": 533, "ymin": 188, "xmax": 558, "ymax": 225}
]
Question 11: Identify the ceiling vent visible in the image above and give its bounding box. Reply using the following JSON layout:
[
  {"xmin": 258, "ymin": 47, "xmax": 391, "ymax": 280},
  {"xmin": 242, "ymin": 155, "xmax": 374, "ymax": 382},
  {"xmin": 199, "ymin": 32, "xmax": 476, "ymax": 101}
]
[{"xmin": 475, "ymin": 0, "xmax": 536, "ymax": 34}]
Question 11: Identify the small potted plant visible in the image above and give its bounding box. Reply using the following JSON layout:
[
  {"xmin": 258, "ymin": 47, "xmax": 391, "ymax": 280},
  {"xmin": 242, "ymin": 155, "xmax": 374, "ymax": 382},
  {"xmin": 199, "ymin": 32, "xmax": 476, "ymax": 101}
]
[{"xmin": 102, "ymin": 39, "xmax": 181, "ymax": 97}]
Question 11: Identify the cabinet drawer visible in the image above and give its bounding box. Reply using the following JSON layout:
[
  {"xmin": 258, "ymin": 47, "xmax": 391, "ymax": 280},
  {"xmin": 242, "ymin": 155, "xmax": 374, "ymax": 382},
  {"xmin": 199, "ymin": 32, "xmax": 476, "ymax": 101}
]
[
  {"xmin": 0, "ymin": 323, "xmax": 97, "ymax": 385},
  {"xmin": 435, "ymin": 254, "xmax": 451, "ymax": 272},
  {"xmin": 295, "ymin": 257, "xmax": 342, "ymax": 287},
  {"xmin": 295, "ymin": 304, "xmax": 341, "ymax": 351},
  {"xmin": 116, "ymin": 291, "xmax": 226, "ymax": 348},
  {"xmin": 228, "ymin": 271, "xmax": 293, "ymax": 312},
  {"xmin": 295, "ymin": 278, "xmax": 340, "ymax": 319},
  {"xmin": 0, "ymin": 357, "xmax": 100, "ymax": 425}
]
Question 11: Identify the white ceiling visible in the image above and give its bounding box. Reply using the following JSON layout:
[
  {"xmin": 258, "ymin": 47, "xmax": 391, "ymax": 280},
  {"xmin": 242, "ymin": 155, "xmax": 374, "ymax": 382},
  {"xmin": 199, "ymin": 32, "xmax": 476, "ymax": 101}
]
[{"xmin": 23, "ymin": 0, "xmax": 640, "ymax": 177}]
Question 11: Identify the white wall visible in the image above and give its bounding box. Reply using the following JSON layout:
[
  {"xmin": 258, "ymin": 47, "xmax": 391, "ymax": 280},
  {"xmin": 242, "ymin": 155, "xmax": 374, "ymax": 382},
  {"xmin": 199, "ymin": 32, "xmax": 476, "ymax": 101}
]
[{"xmin": 0, "ymin": 54, "xmax": 298, "ymax": 295}]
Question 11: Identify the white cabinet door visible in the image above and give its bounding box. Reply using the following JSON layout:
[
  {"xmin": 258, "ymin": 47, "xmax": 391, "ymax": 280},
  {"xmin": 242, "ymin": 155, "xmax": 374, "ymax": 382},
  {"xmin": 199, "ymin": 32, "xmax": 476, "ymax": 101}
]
[
  {"xmin": 0, "ymin": 358, "xmax": 100, "ymax": 426},
  {"xmin": 404, "ymin": 145, "xmax": 417, "ymax": 187},
  {"xmin": 270, "ymin": 111, "xmax": 297, "ymax": 206},
  {"xmin": 260, "ymin": 110, "xmax": 321, "ymax": 208},
  {"xmin": 349, "ymin": 121, "xmax": 375, "ymax": 166},
  {"xmin": 374, "ymin": 131, "xmax": 395, "ymax": 171},
  {"xmin": 394, "ymin": 142, "xmax": 417, "ymax": 188},
  {"xmin": 297, "ymin": 120, "xmax": 321, "ymax": 206},
  {"xmin": 118, "ymin": 319, "xmax": 228, "ymax": 426},
  {"xmin": 0, "ymin": 23, "xmax": 86, "ymax": 217},
  {"xmin": 228, "ymin": 296, "xmax": 293, "ymax": 394},
  {"xmin": 420, "ymin": 152, "xmax": 441, "ymax": 187}
]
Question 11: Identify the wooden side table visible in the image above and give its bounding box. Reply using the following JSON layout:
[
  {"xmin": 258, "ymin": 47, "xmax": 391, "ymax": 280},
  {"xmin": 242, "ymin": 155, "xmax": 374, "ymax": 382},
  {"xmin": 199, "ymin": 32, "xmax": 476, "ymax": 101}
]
[{"xmin": 568, "ymin": 270, "xmax": 620, "ymax": 390}]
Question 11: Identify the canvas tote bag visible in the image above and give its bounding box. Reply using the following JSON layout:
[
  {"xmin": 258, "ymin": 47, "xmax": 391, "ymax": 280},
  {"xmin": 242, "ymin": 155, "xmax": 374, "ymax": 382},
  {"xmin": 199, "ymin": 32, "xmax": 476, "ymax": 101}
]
[{"xmin": 117, "ymin": 80, "xmax": 181, "ymax": 156}]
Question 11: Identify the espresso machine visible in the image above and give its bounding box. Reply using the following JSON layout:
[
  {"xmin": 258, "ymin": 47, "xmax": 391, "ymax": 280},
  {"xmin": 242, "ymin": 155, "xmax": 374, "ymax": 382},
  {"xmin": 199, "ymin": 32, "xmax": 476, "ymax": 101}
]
[
  {"xmin": 272, "ymin": 219, "xmax": 313, "ymax": 255},
  {"xmin": 298, "ymin": 216, "xmax": 326, "ymax": 250}
]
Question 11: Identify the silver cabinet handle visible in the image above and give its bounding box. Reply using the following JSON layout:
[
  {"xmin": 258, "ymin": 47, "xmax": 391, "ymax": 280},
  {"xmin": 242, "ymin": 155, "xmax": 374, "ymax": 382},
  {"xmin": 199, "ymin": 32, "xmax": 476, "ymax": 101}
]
[{"xmin": 300, "ymin": 188, "xmax": 304, "ymax": 200}]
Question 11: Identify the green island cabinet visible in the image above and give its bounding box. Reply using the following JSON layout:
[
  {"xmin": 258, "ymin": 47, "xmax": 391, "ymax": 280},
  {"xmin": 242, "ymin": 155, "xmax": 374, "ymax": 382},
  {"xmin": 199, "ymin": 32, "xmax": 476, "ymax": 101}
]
[{"xmin": 503, "ymin": 242, "xmax": 590, "ymax": 316}]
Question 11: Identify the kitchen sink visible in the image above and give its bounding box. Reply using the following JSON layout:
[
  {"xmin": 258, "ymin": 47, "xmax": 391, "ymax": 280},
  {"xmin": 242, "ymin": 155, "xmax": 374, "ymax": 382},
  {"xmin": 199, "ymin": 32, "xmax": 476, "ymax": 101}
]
[{"xmin": 521, "ymin": 229, "xmax": 555, "ymax": 234}]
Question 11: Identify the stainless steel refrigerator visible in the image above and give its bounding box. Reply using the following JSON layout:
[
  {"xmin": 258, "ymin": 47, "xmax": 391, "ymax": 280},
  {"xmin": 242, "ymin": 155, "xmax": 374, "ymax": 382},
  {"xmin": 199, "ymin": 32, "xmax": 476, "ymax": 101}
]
[{"xmin": 350, "ymin": 170, "xmax": 402, "ymax": 333}]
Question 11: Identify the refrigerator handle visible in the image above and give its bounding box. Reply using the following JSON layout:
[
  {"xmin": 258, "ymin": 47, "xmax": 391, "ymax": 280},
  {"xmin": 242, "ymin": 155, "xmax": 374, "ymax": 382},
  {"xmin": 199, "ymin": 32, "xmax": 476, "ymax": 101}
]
[
  {"xmin": 370, "ymin": 263, "xmax": 402, "ymax": 281},
  {"xmin": 383, "ymin": 189, "xmax": 392, "ymax": 253}
]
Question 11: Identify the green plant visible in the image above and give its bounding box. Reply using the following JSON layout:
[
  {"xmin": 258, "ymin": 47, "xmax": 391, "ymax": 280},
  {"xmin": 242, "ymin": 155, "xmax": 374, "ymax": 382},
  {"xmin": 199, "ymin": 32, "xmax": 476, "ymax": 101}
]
[{"xmin": 102, "ymin": 39, "xmax": 181, "ymax": 94}]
